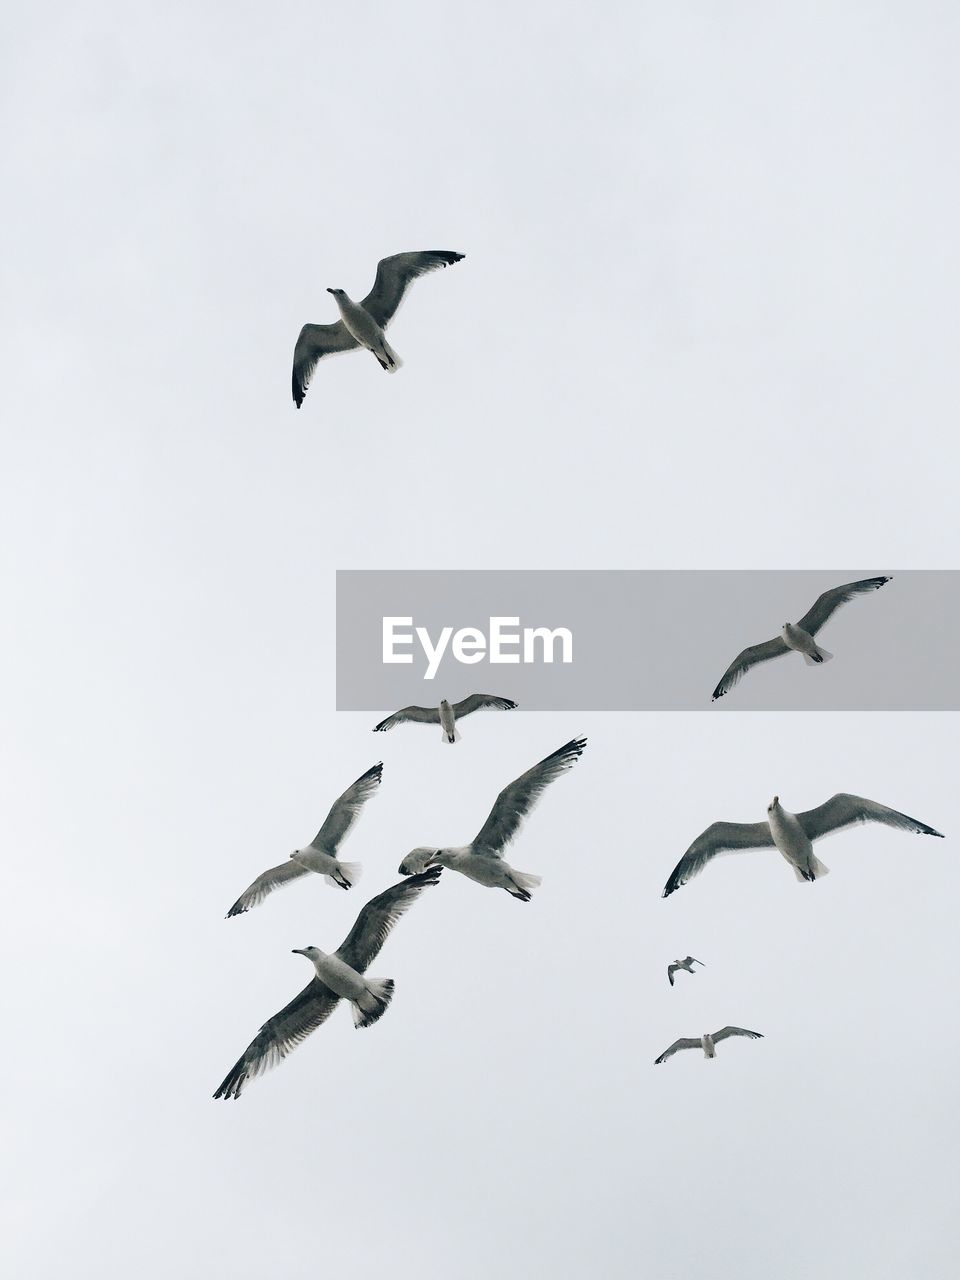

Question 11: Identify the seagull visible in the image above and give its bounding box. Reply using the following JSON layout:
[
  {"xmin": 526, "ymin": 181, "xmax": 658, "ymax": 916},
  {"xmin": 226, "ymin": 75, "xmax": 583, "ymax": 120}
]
[
  {"xmin": 292, "ymin": 250, "xmax": 465, "ymax": 406},
  {"xmin": 655, "ymin": 1027, "xmax": 763, "ymax": 1064},
  {"xmin": 374, "ymin": 694, "xmax": 518, "ymax": 744},
  {"xmin": 662, "ymin": 793, "xmax": 944, "ymax": 897},
  {"xmin": 225, "ymin": 763, "xmax": 382, "ymax": 917},
  {"xmin": 214, "ymin": 868, "xmax": 441, "ymax": 1099},
  {"xmin": 398, "ymin": 736, "xmax": 586, "ymax": 900},
  {"xmin": 667, "ymin": 956, "xmax": 705, "ymax": 986},
  {"xmin": 711, "ymin": 575, "xmax": 892, "ymax": 700}
]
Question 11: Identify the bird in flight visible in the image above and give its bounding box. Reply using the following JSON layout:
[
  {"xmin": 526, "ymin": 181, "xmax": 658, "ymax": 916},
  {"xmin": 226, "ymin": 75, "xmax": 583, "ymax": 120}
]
[
  {"xmin": 292, "ymin": 250, "xmax": 465, "ymax": 406},
  {"xmin": 373, "ymin": 694, "xmax": 517, "ymax": 744},
  {"xmin": 655, "ymin": 1027, "xmax": 763, "ymax": 1064},
  {"xmin": 667, "ymin": 956, "xmax": 705, "ymax": 986},
  {"xmin": 225, "ymin": 763, "xmax": 382, "ymax": 917},
  {"xmin": 398, "ymin": 737, "xmax": 586, "ymax": 900},
  {"xmin": 662, "ymin": 792, "xmax": 944, "ymax": 897},
  {"xmin": 711, "ymin": 575, "xmax": 892, "ymax": 701},
  {"xmin": 214, "ymin": 868, "xmax": 441, "ymax": 1100}
]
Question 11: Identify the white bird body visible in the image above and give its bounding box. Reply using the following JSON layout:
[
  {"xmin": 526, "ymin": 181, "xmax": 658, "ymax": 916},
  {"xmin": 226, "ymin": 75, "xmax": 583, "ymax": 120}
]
[
  {"xmin": 767, "ymin": 796, "xmax": 827, "ymax": 882},
  {"xmin": 327, "ymin": 289, "xmax": 401, "ymax": 371},
  {"xmin": 433, "ymin": 846, "xmax": 541, "ymax": 895},
  {"xmin": 439, "ymin": 699, "xmax": 460, "ymax": 744},
  {"xmin": 290, "ymin": 846, "xmax": 361, "ymax": 886},
  {"xmin": 782, "ymin": 622, "xmax": 833, "ymax": 666},
  {"xmin": 701, "ymin": 1034, "xmax": 716, "ymax": 1059},
  {"xmin": 667, "ymin": 955, "xmax": 704, "ymax": 985},
  {"xmin": 294, "ymin": 948, "xmax": 372, "ymax": 1003}
]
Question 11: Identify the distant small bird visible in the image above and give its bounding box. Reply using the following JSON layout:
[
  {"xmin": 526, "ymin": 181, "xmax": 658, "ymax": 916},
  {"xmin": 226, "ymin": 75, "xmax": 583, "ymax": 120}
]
[
  {"xmin": 226, "ymin": 763, "xmax": 382, "ymax": 917},
  {"xmin": 712, "ymin": 575, "xmax": 892, "ymax": 701},
  {"xmin": 214, "ymin": 868, "xmax": 441, "ymax": 1100},
  {"xmin": 292, "ymin": 250, "xmax": 465, "ymax": 406},
  {"xmin": 374, "ymin": 694, "xmax": 517, "ymax": 744},
  {"xmin": 662, "ymin": 793, "xmax": 944, "ymax": 897},
  {"xmin": 667, "ymin": 956, "xmax": 705, "ymax": 986},
  {"xmin": 655, "ymin": 1027, "xmax": 763, "ymax": 1064},
  {"xmin": 398, "ymin": 737, "xmax": 586, "ymax": 900}
]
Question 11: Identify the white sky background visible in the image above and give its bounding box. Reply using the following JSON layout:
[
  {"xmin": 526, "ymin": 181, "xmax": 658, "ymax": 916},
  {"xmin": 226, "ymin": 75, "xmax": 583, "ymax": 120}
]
[{"xmin": 2, "ymin": 3, "xmax": 959, "ymax": 1277}]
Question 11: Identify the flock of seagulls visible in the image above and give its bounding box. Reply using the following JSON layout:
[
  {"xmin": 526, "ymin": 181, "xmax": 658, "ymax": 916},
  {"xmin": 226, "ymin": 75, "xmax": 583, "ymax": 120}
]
[
  {"xmin": 215, "ymin": 736, "xmax": 586, "ymax": 1098},
  {"xmin": 213, "ymin": 256, "xmax": 943, "ymax": 1088}
]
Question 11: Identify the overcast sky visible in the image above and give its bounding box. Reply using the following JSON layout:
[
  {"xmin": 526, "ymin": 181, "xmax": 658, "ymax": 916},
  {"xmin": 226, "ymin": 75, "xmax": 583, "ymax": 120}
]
[{"xmin": 2, "ymin": 3, "xmax": 959, "ymax": 1278}]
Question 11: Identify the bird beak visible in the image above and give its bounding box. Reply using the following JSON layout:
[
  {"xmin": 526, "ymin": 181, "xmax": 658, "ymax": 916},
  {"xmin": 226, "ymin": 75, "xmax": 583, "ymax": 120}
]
[
  {"xmin": 326, "ymin": 287, "xmax": 335, "ymax": 294},
  {"xmin": 291, "ymin": 948, "xmax": 308, "ymax": 956}
]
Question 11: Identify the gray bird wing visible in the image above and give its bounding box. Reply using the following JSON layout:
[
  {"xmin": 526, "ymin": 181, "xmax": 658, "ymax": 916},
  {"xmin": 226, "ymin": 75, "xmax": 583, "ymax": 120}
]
[
  {"xmin": 684, "ymin": 956, "xmax": 704, "ymax": 967},
  {"xmin": 471, "ymin": 736, "xmax": 587, "ymax": 858},
  {"xmin": 667, "ymin": 964, "xmax": 678, "ymax": 986},
  {"xmin": 373, "ymin": 705, "xmax": 442, "ymax": 732},
  {"xmin": 292, "ymin": 321, "xmax": 359, "ymax": 407},
  {"xmin": 795, "ymin": 575, "xmax": 892, "ymax": 636},
  {"xmin": 336, "ymin": 868, "xmax": 442, "ymax": 972},
  {"xmin": 226, "ymin": 859, "xmax": 312, "ymax": 917},
  {"xmin": 654, "ymin": 1038, "xmax": 702, "ymax": 1064},
  {"xmin": 310, "ymin": 763, "xmax": 383, "ymax": 851},
  {"xmin": 360, "ymin": 250, "xmax": 465, "ymax": 329},
  {"xmin": 662, "ymin": 821, "xmax": 775, "ymax": 897},
  {"xmin": 712, "ymin": 1026, "xmax": 763, "ymax": 1043},
  {"xmin": 796, "ymin": 793, "xmax": 944, "ymax": 843},
  {"xmin": 712, "ymin": 637, "xmax": 790, "ymax": 701},
  {"xmin": 213, "ymin": 977, "xmax": 340, "ymax": 1099},
  {"xmin": 452, "ymin": 693, "xmax": 518, "ymax": 719}
]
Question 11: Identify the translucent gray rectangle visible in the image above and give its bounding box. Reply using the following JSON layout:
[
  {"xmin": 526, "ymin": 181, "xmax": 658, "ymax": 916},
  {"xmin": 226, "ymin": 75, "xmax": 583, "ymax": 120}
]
[{"xmin": 336, "ymin": 570, "xmax": 959, "ymax": 711}]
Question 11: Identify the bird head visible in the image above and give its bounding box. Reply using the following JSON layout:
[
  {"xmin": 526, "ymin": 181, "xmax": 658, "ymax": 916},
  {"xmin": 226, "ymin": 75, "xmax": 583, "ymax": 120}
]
[
  {"xmin": 326, "ymin": 288, "xmax": 344, "ymax": 297},
  {"xmin": 292, "ymin": 946, "xmax": 321, "ymax": 961},
  {"xmin": 398, "ymin": 847, "xmax": 442, "ymax": 876},
  {"xmin": 767, "ymin": 796, "xmax": 780, "ymax": 813}
]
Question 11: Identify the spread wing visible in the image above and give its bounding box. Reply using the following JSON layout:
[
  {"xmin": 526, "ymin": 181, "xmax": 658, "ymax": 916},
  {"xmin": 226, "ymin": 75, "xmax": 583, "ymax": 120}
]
[
  {"xmin": 291, "ymin": 321, "xmax": 358, "ymax": 408},
  {"xmin": 654, "ymin": 1038, "xmax": 702, "ymax": 1064},
  {"xmin": 373, "ymin": 705, "xmax": 441, "ymax": 732},
  {"xmin": 213, "ymin": 977, "xmax": 340, "ymax": 1099},
  {"xmin": 796, "ymin": 576, "xmax": 892, "ymax": 636},
  {"xmin": 662, "ymin": 821, "xmax": 775, "ymax": 897},
  {"xmin": 796, "ymin": 793, "xmax": 944, "ymax": 843},
  {"xmin": 471, "ymin": 736, "xmax": 587, "ymax": 857},
  {"xmin": 712, "ymin": 1026, "xmax": 763, "ymax": 1043},
  {"xmin": 712, "ymin": 638, "xmax": 789, "ymax": 701},
  {"xmin": 684, "ymin": 956, "xmax": 704, "ymax": 967},
  {"xmin": 667, "ymin": 964, "xmax": 679, "ymax": 986},
  {"xmin": 336, "ymin": 868, "xmax": 442, "ymax": 972},
  {"xmin": 361, "ymin": 250, "xmax": 465, "ymax": 329},
  {"xmin": 225, "ymin": 859, "xmax": 312, "ymax": 918},
  {"xmin": 452, "ymin": 693, "xmax": 518, "ymax": 719},
  {"xmin": 311, "ymin": 763, "xmax": 383, "ymax": 851}
]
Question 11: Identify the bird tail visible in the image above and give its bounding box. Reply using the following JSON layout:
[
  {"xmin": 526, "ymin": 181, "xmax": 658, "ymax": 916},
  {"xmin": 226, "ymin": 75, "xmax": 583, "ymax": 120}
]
[
  {"xmin": 324, "ymin": 861, "xmax": 362, "ymax": 890},
  {"xmin": 793, "ymin": 854, "xmax": 830, "ymax": 882},
  {"xmin": 802, "ymin": 644, "xmax": 834, "ymax": 666},
  {"xmin": 375, "ymin": 340, "xmax": 402, "ymax": 373},
  {"xmin": 441, "ymin": 726, "xmax": 461, "ymax": 744},
  {"xmin": 506, "ymin": 869, "xmax": 542, "ymax": 902},
  {"xmin": 351, "ymin": 978, "xmax": 395, "ymax": 1028}
]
